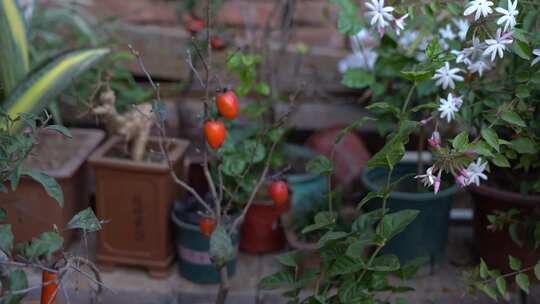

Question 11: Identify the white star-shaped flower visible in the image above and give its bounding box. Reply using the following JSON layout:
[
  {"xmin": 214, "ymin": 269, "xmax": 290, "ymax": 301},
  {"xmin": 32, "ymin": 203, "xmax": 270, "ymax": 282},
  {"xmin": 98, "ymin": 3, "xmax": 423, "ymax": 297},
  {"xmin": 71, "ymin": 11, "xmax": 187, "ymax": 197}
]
[
  {"xmin": 453, "ymin": 19, "xmax": 470, "ymax": 41},
  {"xmin": 531, "ymin": 49, "xmax": 540, "ymax": 66},
  {"xmin": 365, "ymin": 0, "xmax": 395, "ymax": 33},
  {"xmin": 464, "ymin": 158, "xmax": 488, "ymax": 186},
  {"xmin": 439, "ymin": 24, "xmax": 457, "ymax": 41},
  {"xmin": 432, "ymin": 62, "xmax": 464, "ymax": 90},
  {"xmin": 415, "ymin": 166, "xmax": 437, "ymax": 187},
  {"xmin": 483, "ymin": 29, "xmax": 513, "ymax": 61},
  {"xmin": 467, "ymin": 60, "xmax": 491, "ymax": 77},
  {"xmin": 495, "ymin": 0, "xmax": 518, "ymax": 31},
  {"xmin": 464, "ymin": 0, "xmax": 494, "ymax": 20},
  {"xmin": 393, "ymin": 14, "xmax": 408, "ymax": 36},
  {"xmin": 438, "ymin": 93, "xmax": 461, "ymax": 123}
]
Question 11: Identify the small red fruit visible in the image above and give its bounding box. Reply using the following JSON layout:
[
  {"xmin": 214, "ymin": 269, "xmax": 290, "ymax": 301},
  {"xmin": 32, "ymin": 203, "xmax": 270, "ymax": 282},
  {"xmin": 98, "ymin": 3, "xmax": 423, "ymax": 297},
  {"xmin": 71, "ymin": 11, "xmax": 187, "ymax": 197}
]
[
  {"xmin": 216, "ymin": 90, "xmax": 239, "ymax": 119},
  {"xmin": 199, "ymin": 217, "xmax": 216, "ymax": 237},
  {"xmin": 269, "ymin": 180, "xmax": 289, "ymax": 206},
  {"xmin": 185, "ymin": 15, "xmax": 204, "ymax": 34},
  {"xmin": 204, "ymin": 120, "xmax": 226, "ymax": 149},
  {"xmin": 210, "ymin": 36, "xmax": 227, "ymax": 50}
]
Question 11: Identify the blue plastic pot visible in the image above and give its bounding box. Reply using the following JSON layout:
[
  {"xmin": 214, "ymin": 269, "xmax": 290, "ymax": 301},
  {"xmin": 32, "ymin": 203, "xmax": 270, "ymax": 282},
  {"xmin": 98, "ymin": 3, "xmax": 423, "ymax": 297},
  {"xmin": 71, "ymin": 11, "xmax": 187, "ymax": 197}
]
[
  {"xmin": 283, "ymin": 144, "xmax": 328, "ymax": 212},
  {"xmin": 171, "ymin": 199, "xmax": 237, "ymax": 284},
  {"xmin": 361, "ymin": 163, "xmax": 459, "ymax": 265}
]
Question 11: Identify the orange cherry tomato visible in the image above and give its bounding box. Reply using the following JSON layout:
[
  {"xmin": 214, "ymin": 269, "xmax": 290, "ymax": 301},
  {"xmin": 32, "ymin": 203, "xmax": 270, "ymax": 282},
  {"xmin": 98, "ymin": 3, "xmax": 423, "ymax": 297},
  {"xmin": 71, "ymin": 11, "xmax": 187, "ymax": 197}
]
[
  {"xmin": 185, "ymin": 15, "xmax": 204, "ymax": 34},
  {"xmin": 269, "ymin": 180, "xmax": 289, "ymax": 207},
  {"xmin": 216, "ymin": 90, "xmax": 239, "ymax": 120},
  {"xmin": 199, "ymin": 217, "xmax": 216, "ymax": 237},
  {"xmin": 204, "ymin": 120, "xmax": 226, "ymax": 149}
]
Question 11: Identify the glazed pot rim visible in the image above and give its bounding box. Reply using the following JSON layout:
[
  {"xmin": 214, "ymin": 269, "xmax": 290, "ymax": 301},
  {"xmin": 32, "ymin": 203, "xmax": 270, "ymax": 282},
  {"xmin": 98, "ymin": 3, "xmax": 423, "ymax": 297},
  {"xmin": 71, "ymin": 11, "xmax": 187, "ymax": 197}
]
[
  {"xmin": 362, "ymin": 165, "xmax": 460, "ymax": 201},
  {"xmin": 469, "ymin": 184, "xmax": 540, "ymax": 205}
]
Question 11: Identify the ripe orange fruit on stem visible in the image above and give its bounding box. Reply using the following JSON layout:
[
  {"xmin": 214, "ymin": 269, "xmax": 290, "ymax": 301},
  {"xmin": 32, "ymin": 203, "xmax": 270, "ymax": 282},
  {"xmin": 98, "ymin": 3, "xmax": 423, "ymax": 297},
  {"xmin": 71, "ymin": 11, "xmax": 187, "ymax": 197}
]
[
  {"xmin": 199, "ymin": 217, "xmax": 216, "ymax": 237},
  {"xmin": 269, "ymin": 180, "xmax": 289, "ymax": 207},
  {"xmin": 204, "ymin": 120, "xmax": 226, "ymax": 149},
  {"xmin": 185, "ymin": 15, "xmax": 204, "ymax": 34},
  {"xmin": 211, "ymin": 36, "xmax": 227, "ymax": 50},
  {"xmin": 216, "ymin": 90, "xmax": 239, "ymax": 119}
]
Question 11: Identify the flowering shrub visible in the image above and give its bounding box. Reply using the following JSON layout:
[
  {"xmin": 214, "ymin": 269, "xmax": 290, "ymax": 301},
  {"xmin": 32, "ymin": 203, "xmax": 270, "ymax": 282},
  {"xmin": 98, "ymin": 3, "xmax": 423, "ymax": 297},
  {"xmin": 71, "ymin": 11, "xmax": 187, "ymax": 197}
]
[{"xmin": 336, "ymin": 0, "xmax": 539, "ymax": 195}]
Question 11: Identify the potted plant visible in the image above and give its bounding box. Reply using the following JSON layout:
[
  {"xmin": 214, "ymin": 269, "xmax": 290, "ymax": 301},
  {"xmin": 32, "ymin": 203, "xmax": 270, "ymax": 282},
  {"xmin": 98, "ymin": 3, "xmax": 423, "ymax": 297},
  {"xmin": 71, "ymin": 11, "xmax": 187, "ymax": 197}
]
[
  {"xmin": 330, "ymin": 0, "xmax": 539, "ymax": 300},
  {"xmin": 88, "ymin": 86, "xmax": 189, "ymax": 278},
  {"xmin": 0, "ymin": 0, "xmax": 108, "ymax": 244}
]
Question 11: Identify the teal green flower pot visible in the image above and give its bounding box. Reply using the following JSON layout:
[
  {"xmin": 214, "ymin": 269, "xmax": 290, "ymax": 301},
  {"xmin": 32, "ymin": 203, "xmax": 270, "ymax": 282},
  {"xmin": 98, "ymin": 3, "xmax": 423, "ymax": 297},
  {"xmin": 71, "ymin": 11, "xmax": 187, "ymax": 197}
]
[
  {"xmin": 171, "ymin": 201, "xmax": 238, "ymax": 284},
  {"xmin": 362, "ymin": 163, "xmax": 459, "ymax": 265},
  {"xmin": 283, "ymin": 144, "xmax": 328, "ymax": 212}
]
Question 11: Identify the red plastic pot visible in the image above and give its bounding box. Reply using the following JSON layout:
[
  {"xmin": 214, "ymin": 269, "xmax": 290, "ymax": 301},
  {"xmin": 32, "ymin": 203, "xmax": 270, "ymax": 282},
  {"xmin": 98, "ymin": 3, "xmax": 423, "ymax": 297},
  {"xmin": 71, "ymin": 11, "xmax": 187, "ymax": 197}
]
[
  {"xmin": 470, "ymin": 184, "xmax": 540, "ymax": 272},
  {"xmin": 306, "ymin": 127, "xmax": 371, "ymax": 188},
  {"xmin": 240, "ymin": 201, "xmax": 289, "ymax": 254}
]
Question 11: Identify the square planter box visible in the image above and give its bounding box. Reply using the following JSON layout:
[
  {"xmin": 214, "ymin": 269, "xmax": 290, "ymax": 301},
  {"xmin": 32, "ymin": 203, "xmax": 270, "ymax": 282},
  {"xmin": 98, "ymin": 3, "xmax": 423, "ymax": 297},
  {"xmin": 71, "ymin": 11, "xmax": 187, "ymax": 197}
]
[
  {"xmin": 89, "ymin": 136, "xmax": 189, "ymax": 278},
  {"xmin": 0, "ymin": 128, "xmax": 105, "ymax": 245}
]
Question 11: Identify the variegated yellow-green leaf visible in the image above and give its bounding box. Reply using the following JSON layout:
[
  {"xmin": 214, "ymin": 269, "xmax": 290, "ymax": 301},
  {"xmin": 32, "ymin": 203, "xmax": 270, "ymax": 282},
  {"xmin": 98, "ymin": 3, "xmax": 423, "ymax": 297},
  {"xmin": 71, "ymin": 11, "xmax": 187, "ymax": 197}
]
[
  {"xmin": 3, "ymin": 48, "xmax": 109, "ymax": 126},
  {"xmin": 0, "ymin": 0, "xmax": 30, "ymax": 99}
]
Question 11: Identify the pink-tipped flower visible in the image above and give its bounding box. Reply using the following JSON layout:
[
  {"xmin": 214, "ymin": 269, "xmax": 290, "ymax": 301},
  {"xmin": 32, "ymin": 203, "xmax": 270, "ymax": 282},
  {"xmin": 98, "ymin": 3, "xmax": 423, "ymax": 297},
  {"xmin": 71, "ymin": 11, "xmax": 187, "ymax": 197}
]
[
  {"xmin": 420, "ymin": 116, "xmax": 433, "ymax": 126},
  {"xmin": 464, "ymin": 150, "xmax": 477, "ymax": 157},
  {"xmin": 428, "ymin": 131, "xmax": 441, "ymax": 149},
  {"xmin": 455, "ymin": 169, "xmax": 469, "ymax": 187},
  {"xmin": 378, "ymin": 27, "xmax": 386, "ymax": 38},
  {"xmin": 433, "ymin": 177, "xmax": 441, "ymax": 194}
]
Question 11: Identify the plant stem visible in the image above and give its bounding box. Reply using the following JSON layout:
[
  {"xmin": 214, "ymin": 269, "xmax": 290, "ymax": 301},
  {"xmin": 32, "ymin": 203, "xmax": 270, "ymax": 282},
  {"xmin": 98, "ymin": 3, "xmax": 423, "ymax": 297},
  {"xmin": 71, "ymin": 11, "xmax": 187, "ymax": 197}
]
[
  {"xmin": 215, "ymin": 267, "xmax": 229, "ymax": 304},
  {"xmin": 400, "ymin": 83, "xmax": 417, "ymax": 115}
]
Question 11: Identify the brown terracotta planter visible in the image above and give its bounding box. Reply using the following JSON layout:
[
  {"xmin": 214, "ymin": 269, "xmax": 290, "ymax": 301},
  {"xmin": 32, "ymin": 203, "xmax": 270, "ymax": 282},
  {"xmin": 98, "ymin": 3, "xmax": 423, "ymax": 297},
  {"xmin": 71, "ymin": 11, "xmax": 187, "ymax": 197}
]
[
  {"xmin": 470, "ymin": 184, "xmax": 540, "ymax": 272},
  {"xmin": 0, "ymin": 128, "xmax": 104, "ymax": 245},
  {"xmin": 89, "ymin": 136, "xmax": 189, "ymax": 278}
]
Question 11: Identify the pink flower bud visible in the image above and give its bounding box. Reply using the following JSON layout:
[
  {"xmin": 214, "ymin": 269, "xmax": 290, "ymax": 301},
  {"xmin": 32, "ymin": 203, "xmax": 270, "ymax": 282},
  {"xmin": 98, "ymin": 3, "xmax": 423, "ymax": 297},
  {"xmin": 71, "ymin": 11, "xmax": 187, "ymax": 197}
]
[
  {"xmin": 378, "ymin": 27, "xmax": 386, "ymax": 38},
  {"xmin": 433, "ymin": 177, "xmax": 441, "ymax": 194},
  {"xmin": 420, "ymin": 117, "xmax": 433, "ymax": 126},
  {"xmin": 455, "ymin": 174, "xmax": 467, "ymax": 187},
  {"xmin": 464, "ymin": 150, "xmax": 477, "ymax": 157},
  {"xmin": 428, "ymin": 131, "xmax": 441, "ymax": 149}
]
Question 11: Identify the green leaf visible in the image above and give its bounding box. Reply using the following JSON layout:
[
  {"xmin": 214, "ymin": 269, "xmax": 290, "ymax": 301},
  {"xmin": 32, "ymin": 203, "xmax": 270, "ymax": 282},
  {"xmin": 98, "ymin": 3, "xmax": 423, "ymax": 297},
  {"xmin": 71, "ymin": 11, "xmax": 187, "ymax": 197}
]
[
  {"xmin": 254, "ymin": 82, "xmax": 270, "ymax": 96},
  {"xmin": 328, "ymin": 256, "xmax": 364, "ymax": 276},
  {"xmin": 66, "ymin": 208, "xmax": 101, "ymax": 232},
  {"xmin": 378, "ymin": 209, "xmax": 420, "ymax": 241},
  {"xmin": 17, "ymin": 231, "xmax": 63, "ymax": 261},
  {"xmin": 509, "ymin": 255, "xmax": 521, "ymax": 271},
  {"xmin": 259, "ymin": 271, "xmax": 295, "ymax": 290},
  {"xmin": 276, "ymin": 251, "xmax": 306, "ymax": 268},
  {"xmin": 516, "ymin": 273, "xmax": 529, "ymax": 294},
  {"xmin": 241, "ymin": 140, "xmax": 266, "ymax": 163},
  {"xmin": 481, "ymin": 129, "xmax": 499, "ymax": 152},
  {"xmin": 342, "ymin": 68, "xmax": 374, "ymax": 89},
  {"xmin": 331, "ymin": 0, "xmax": 362, "ymax": 35},
  {"xmin": 4, "ymin": 49, "xmax": 110, "ymax": 127},
  {"xmin": 496, "ymin": 277, "xmax": 507, "ymax": 295},
  {"xmin": 492, "ymin": 154, "xmax": 510, "ymax": 167},
  {"xmin": 510, "ymin": 138, "xmax": 537, "ymax": 154},
  {"xmin": 512, "ymin": 41, "xmax": 531, "ymax": 60},
  {"xmin": 479, "ymin": 259, "xmax": 489, "ymax": 279},
  {"xmin": 209, "ymin": 225, "xmax": 235, "ymax": 268},
  {"xmin": 306, "ymin": 155, "xmax": 333, "ymax": 175},
  {"xmin": 367, "ymin": 254, "xmax": 400, "ymax": 272},
  {"xmin": 501, "ymin": 111, "xmax": 526, "ymax": 127},
  {"xmin": 0, "ymin": 0, "xmax": 30, "ymax": 99},
  {"xmin": 4, "ymin": 269, "xmax": 28, "ymax": 304},
  {"xmin": 367, "ymin": 137, "xmax": 405, "ymax": 170},
  {"xmin": 516, "ymin": 85, "xmax": 531, "ymax": 98},
  {"xmin": 452, "ymin": 131, "xmax": 469, "ymax": 151},
  {"xmin": 476, "ymin": 283, "xmax": 498, "ymax": 301},
  {"xmin": 367, "ymin": 102, "xmax": 400, "ymax": 118},
  {"xmin": 534, "ymin": 263, "xmax": 540, "ymax": 280},
  {"xmin": 45, "ymin": 125, "xmax": 72, "ymax": 138},
  {"xmin": 0, "ymin": 224, "xmax": 13, "ymax": 253},
  {"xmin": 0, "ymin": 208, "xmax": 6, "ymax": 222},
  {"xmin": 22, "ymin": 169, "xmax": 63, "ymax": 207},
  {"xmin": 301, "ymin": 211, "xmax": 335, "ymax": 234},
  {"xmin": 317, "ymin": 231, "xmax": 349, "ymax": 248},
  {"xmin": 221, "ymin": 155, "xmax": 247, "ymax": 177},
  {"xmin": 400, "ymin": 70, "xmax": 433, "ymax": 82},
  {"xmin": 425, "ymin": 38, "xmax": 442, "ymax": 60}
]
